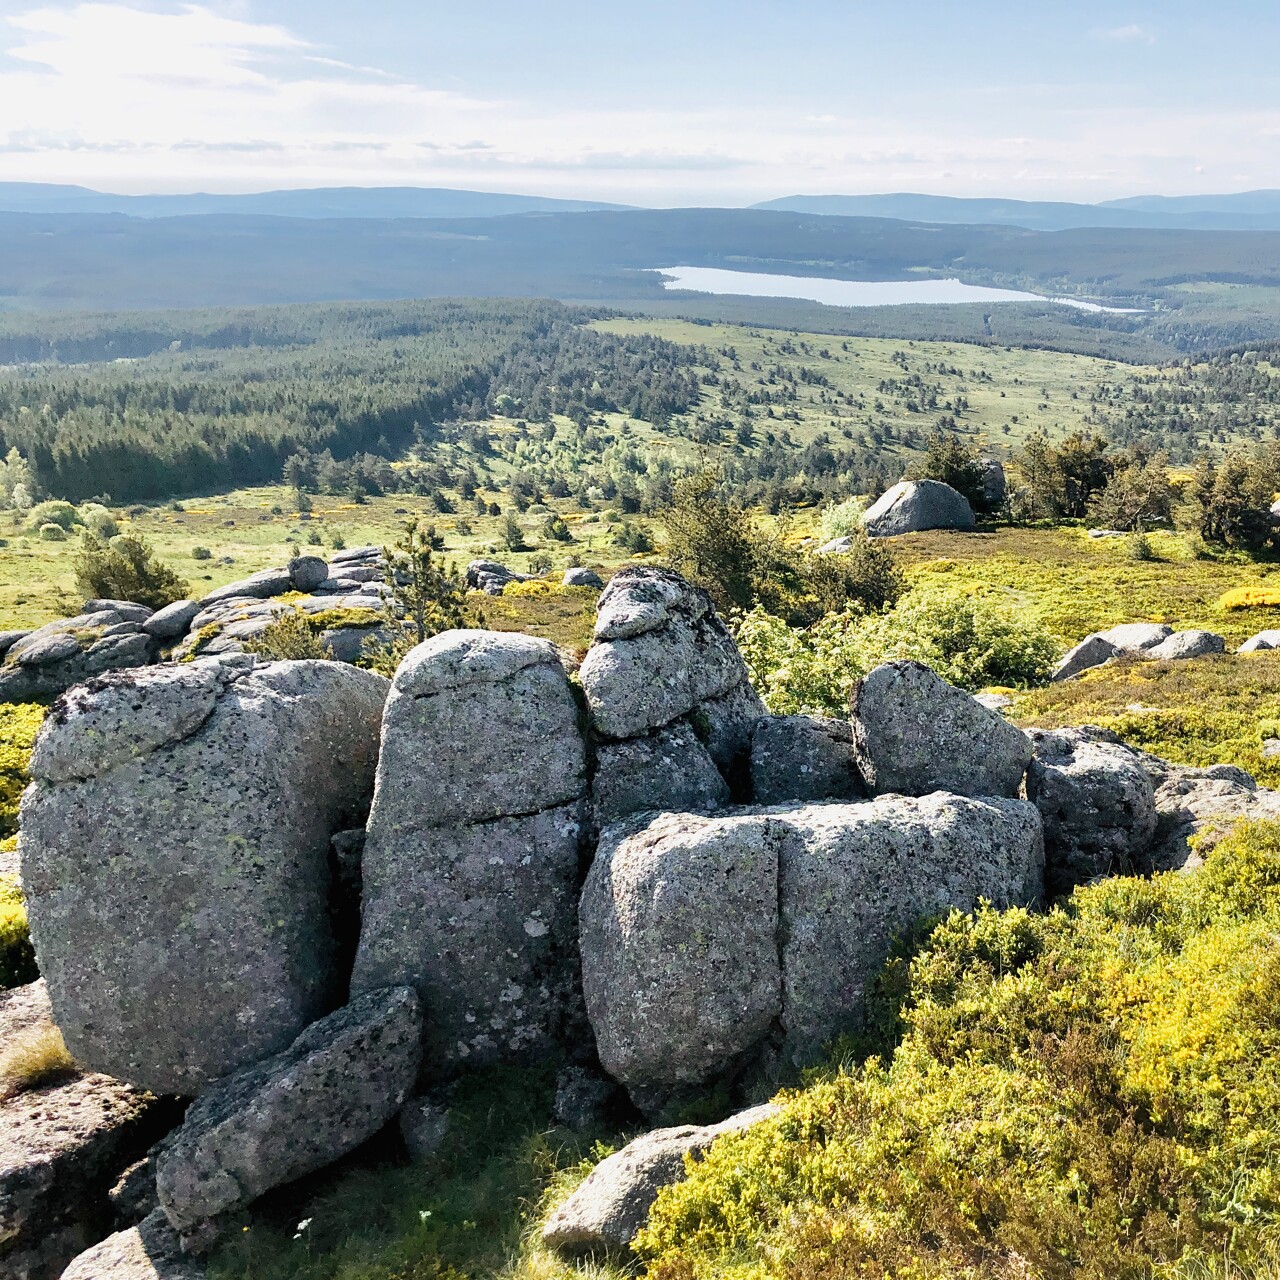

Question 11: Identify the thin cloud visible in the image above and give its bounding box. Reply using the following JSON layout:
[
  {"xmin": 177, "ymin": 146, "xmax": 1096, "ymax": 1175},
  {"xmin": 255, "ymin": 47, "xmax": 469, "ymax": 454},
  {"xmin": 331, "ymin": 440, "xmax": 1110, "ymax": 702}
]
[{"xmin": 1093, "ymin": 24, "xmax": 1156, "ymax": 44}]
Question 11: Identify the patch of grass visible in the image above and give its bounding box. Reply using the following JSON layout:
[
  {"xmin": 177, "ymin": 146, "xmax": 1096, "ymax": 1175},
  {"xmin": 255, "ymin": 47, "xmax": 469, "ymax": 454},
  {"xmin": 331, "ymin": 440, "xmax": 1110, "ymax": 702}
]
[
  {"xmin": 1013, "ymin": 651, "xmax": 1280, "ymax": 786},
  {"xmin": 206, "ymin": 1066, "xmax": 629, "ymax": 1280},
  {"xmin": 637, "ymin": 819, "xmax": 1280, "ymax": 1280},
  {"xmin": 0, "ymin": 1023, "xmax": 75, "ymax": 1099}
]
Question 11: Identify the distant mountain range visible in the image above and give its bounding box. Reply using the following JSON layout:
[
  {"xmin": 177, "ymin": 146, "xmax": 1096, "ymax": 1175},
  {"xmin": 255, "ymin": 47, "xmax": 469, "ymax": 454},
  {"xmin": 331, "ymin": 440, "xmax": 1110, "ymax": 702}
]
[
  {"xmin": 750, "ymin": 191, "xmax": 1280, "ymax": 232},
  {"xmin": 7, "ymin": 183, "xmax": 1280, "ymax": 231},
  {"xmin": 0, "ymin": 183, "xmax": 631, "ymax": 220}
]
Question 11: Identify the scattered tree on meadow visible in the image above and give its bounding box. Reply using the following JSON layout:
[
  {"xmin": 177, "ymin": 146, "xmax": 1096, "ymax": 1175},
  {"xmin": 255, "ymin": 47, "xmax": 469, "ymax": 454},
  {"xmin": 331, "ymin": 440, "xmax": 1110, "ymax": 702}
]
[{"xmin": 72, "ymin": 533, "xmax": 189, "ymax": 609}]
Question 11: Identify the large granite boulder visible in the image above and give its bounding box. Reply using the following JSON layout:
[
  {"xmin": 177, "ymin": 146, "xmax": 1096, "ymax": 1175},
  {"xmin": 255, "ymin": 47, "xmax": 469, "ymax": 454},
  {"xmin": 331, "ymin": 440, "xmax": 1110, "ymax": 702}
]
[
  {"xmin": 1026, "ymin": 728, "xmax": 1158, "ymax": 894},
  {"xmin": 1239, "ymin": 630, "xmax": 1280, "ymax": 653},
  {"xmin": 287, "ymin": 555, "xmax": 329, "ymax": 592},
  {"xmin": 592, "ymin": 726, "xmax": 729, "ymax": 826},
  {"xmin": 465, "ymin": 559, "xmax": 526, "ymax": 595},
  {"xmin": 142, "ymin": 600, "xmax": 200, "ymax": 642},
  {"xmin": 750, "ymin": 714, "xmax": 864, "ymax": 804},
  {"xmin": 1051, "ymin": 634, "xmax": 1120, "ymax": 682},
  {"xmin": 350, "ymin": 630, "xmax": 588, "ymax": 1076},
  {"xmin": 60, "ymin": 1209, "xmax": 204, "ymax": 1280},
  {"xmin": 197, "ymin": 568, "xmax": 292, "ymax": 606},
  {"xmin": 860, "ymin": 479, "xmax": 975, "ymax": 538},
  {"xmin": 0, "ymin": 608, "xmax": 159, "ymax": 703},
  {"xmin": 1096, "ymin": 623, "xmax": 1172, "ymax": 652},
  {"xmin": 581, "ymin": 795, "xmax": 1044, "ymax": 1103},
  {"xmin": 156, "ymin": 987, "xmax": 420, "ymax": 1242},
  {"xmin": 542, "ymin": 1104, "xmax": 778, "ymax": 1258},
  {"xmin": 579, "ymin": 568, "xmax": 764, "ymax": 802},
  {"xmin": 20, "ymin": 656, "xmax": 389, "ymax": 1095},
  {"xmin": 0, "ymin": 982, "xmax": 177, "ymax": 1280},
  {"xmin": 563, "ymin": 567, "xmax": 605, "ymax": 589},
  {"xmin": 1146, "ymin": 629, "xmax": 1226, "ymax": 661},
  {"xmin": 776, "ymin": 793, "xmax": 1044, "ymax": 1064},
  {"xmin": 850, "ymin": 661, "xmax": 1032, "ymax": 799},
  {"xmin": 1150, "ymin": 773, "xmax": 1280, "ymax": 872},
  {"xmin": 580, "ymin": 811, "xmax": 781, "ymax": 1109}
]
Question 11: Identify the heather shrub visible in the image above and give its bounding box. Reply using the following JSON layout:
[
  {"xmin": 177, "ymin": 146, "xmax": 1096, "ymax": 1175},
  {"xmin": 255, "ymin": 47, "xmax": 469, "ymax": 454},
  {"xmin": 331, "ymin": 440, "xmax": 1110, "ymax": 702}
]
[
  {"xmin": 0, "ymin": 704, "xmax": 43, "ymax": 838},
  {"xmin": 638, "ymin": 819, "xmax": 1280, "ymax": 1280}
]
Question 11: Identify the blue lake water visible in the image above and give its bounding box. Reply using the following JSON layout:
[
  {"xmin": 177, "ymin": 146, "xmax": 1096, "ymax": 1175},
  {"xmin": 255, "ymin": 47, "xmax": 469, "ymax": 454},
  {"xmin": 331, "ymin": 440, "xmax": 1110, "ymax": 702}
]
[{"xmin": 653, "ymin": 266, "xmax": 1139, "ymax": 313}]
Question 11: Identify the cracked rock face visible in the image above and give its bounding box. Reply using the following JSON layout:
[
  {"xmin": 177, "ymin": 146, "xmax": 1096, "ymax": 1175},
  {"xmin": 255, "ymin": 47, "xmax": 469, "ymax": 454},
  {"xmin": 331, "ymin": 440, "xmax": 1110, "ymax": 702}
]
[
  {"xmin": 851, "ymin": 661, "xmax": 1033, "ymax": 799},
  {"xmin": 750, "ymin": 714, "xmax": 865, "ymax": 805},
  {"xmin": 19, "ymin": 657, "xmax": 389, "ymax": 1095},
  {"xmin": 350, "ymin": 630, "xmax": 588, "ymax": 1076},
  {"xmin": 581, "ymin": 795, "xmax": 1044, "ymax": 1106},
  {"xmin": 156, "ymin": 986, "xmax": 421, "ymax": 1240},
  {"xmin": 60, "ymin": 1208, "xmax": 205, "ymax": 1280},
  {"xmin": 1025, "ymin": 727, "xmax": 1158, "ymax": 894},
  {"xmin": 592, "ymin": 725, "xmax": 729, "ymax": 825}
]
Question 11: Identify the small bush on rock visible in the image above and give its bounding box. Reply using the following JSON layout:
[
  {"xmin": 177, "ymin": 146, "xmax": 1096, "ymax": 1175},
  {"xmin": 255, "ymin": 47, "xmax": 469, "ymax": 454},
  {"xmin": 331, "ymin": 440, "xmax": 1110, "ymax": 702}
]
[
  {"xmin": 0, "ymin": 703, "xmax": 44, "ymax": 838},
  {"xmin": 244, "ymin": 610, "xmax": 329, "ymax": 662},
  {"xmin": 0, "ymin": 1023, "xmax": 75, "ymax": 1099},
  {"xmin": 638, "ymin": 819, "xmax": 1280, "ymax": 1280},
  {"xmin": 73, "ymin": 531, "xmax": 189, "ymax": 609}
]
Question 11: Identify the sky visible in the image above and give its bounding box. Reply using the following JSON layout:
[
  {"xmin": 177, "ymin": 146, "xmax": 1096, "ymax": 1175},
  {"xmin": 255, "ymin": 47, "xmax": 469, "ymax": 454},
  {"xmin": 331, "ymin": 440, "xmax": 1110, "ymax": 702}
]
[{"xmin": 1, "ymin": 0, "xmax": 1279, "ymax": 205}]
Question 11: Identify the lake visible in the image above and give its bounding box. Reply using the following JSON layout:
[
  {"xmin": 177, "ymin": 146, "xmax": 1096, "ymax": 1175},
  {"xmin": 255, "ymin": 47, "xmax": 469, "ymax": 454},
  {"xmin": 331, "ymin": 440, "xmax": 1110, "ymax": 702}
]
[{"xmin": 652, "ymin": 266, "xmax": 1138, "ymax": 313}]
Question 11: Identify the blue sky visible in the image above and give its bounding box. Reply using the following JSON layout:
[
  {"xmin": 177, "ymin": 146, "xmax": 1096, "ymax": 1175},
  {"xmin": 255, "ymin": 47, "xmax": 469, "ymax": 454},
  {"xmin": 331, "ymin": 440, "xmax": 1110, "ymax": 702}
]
[{"xmin": 1, "ymin": 0, "xmax": 1278, "ymax": 203}]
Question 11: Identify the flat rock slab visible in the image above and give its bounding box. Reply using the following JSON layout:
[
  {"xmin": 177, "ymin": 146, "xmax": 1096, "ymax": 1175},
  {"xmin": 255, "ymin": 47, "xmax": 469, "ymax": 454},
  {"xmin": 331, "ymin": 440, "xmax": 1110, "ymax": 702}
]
[
  {"xmin": 60, "ymin": 1209, "xmax": 203, "ymax": 1280},
  {"xmin": 851, "ymin": 660, "xmax": 1032, "ymax": 799},
  {"xmin": 156, "ymin": 986, "xmax": 420, "ymax": 1238},
  {"xmin": 21, "ymin": 657, "xmax": 388, "ymax": 1095},
  {"xmin": 542, "ymin": 1104, "xmax": 778, "ymax": 1257}
]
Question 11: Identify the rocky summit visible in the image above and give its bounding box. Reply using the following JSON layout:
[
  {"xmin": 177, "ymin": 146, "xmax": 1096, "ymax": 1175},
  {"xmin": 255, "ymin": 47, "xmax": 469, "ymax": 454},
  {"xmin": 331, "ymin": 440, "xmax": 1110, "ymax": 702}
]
[{"xmin": 7, "ymin": 564, "xmax": 1273, "ymax": 1275}]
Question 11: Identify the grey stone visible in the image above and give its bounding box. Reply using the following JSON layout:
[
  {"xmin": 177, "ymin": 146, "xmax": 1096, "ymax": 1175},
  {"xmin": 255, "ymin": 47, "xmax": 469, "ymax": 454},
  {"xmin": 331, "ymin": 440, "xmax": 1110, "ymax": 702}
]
[
  {"xmin": 465, "ymin": 559, "xmax": 525, "ymax": 595},
  {"xmin": 287, "ymin": 555, "xmax": 329, "ymax": 592},
  {"xmin": 817, "ymin": 535, "xmax": 854, "ymax": 554},
  {"xmin": 59, "ymin": 1209, "xmax": 204, "ymax": 1280},
  {"xmin": 563, "ymin": 567, "xmax": 604, "ymax": 589},
  {"xmin": 353, "ymin": 803, "xmax": 586, "ymax": 1077},
  {"xmin": 850, "ymin": 661, "xmax": 1032, "ymax": 799},
  {"xmin": 694, "ymin": 678, "xmax": 767, "ymax": 778},
  {"xmin": 1050, "ymin": 633, "xmax": 1121, "ymax": 682},
  {"xmin": 1146, "ymin": 629, "xmax": 1226, "ymax": 661},
  {"xmin": 0, "ymin": 982, "xmax": 173, "ymax": 1280},
  {"xmin": 12, "ymin": 631, "xmax": 82, "ymax": 667},
  {"xmin": 156, "ymin": 987, "xmax": 421, "ymax": 1238},
  {"xmin": 593, "ymin": 726, "xmax": 729, "ymax": 826},
  {"xmin": 553, "ymin": 1066, "xmax": 620, "ymax": 1131},
  {"xmin": 1025, "ymin": 728, "xmax": 1158, "ymax": 894},
  {"xmin": 0, "ymin": 630, "xmax": 30, "ymax": 659},
  {"xmin": 333, "ymin": 564, "xmax": 382, "ymax": 584},
  {"xmin": 580, "ymin": 811, "xmax": 782, "ymax": 1103},
  {"xmin": 399, "ymin": 1097, "xmax": 451, "ymax": 1164},
  {"xmin": 0, "ymin": 616, "xmax": 158, "ymax": 704},
  {"xmin": 974, "ymin": 692, "xmax": 1013, "ymax": 710},
  {"xmin": 1150, "ymin": 775, "xmax": 1280, "ymax": 873},
  {"xmin": 860, "ymin": 479, "xmax": 976, "ymax": 538},
  {"xmin": 581, "ymin": 569, "xmax": 750, "ymax": 741},
  {"xmin": 777, "ymin": 794, "xmax": 1044, "ymax": 1064},
  {"xmin": 1239, "ymin": 630, "xmax": 1280, "ymax": 653},
  {"xmin": 109, "ymin": 1155, "xmax": 161, "ymax": 1230},
  {"xmin": 750, "ymin": 714, "xmax": 864, "ymax": 805},
  {"xmin": 351, "ymin": 630, "xmax": 589, "ymax": 1076},
  {"xmin": 1097, "ymin": 622, "xmax": 1174, "ymax": 652},
  {"xmin": 980, "ymin": 458, "xmax": 1007, "ymax": 507},
  {"xmin": 82, "ymin": 601, "xmax": 154, "ymax": 624},
  {"xmin": 321, "ymin": 624, "xmax": 390, "ymax": 664},
  {"xmin": 142, "ymin": 601, "xmax": 200, "ymax": 641},
  {"xmin": 21, "ymin": 658, "xmax": 389, "ymax": 1095},
  {"xmin": 198, "ymin": 568, "xmax": 293, "ymax": 605},
  {"xmin": 295, "ymin": 593, "xmax": 382, "ymax": 615},
  {"xmin": 541, "ymin": 1105, "xmax": 779, "ymax": 1257},
  {"xmin": 331, "ymin": 544, "xmax": 381, "ymax": 564}
]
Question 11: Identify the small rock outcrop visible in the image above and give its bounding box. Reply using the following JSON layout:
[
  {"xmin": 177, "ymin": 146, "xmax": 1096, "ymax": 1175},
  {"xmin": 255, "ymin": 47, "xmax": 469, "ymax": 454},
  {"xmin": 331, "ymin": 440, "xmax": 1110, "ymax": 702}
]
[
  {"xmin": 563, "ymin": 567, "xmax": 605, "ymax": 589},
  {"xmin": 1150, "ymin": 772, "xmax": 1280, "ymax": 872},
  {"xmin": 851, "ymin": 661, "xmax": 1032, "ymax": 799},
  {"xmin": 1052, "ymin": 624, "xmax": 1226, "ymax": 681},
  {"xmin": 1051, "ymin": 634, "xmax": 1120, "ymax": 682},
  {"xmin": 20, "ymin": 657, "xmax": 389, "ymax": 1095},
  {"xmin": 350, "ymin": 630, "xmax": 588, "ymax": 1076},
  {"xmin": 860, "ymin": 479, "xmax": 976, "ymax": 538},
  {"xmin": 0, "ymin": 606, "xmax": 158, "ymax": 703},
  {"xmin": 1146, "ymin": 629, "xmax": 1226, "ymax": 661},
  {"xmin": 0, "ymin": 983, "xmax": 177, "ymax": 1280},
  {"xmin": 156, "ymin": 986, "xmax": 421, "ymax": 1243},
  {"xmin": 750, "ymin": 714, "xmax": 864, "ymax": 805},
  {"xmin": 542, "ymin": 1104, "xmax": 778, "ymax": 1258},
  {"xmin": 60, "ymin": 1209, "xmax": 204, "ymax": 1280},
  {"xmin": 1239, "ymin": 629, "xmax": 1280, "ymax": 653},
  {"xmin": 1025, "ymin": 728, "xmax": 1158, "ymax": 895},
  {"xmin": 465, "ymin": 559, "xmax": 527, "ymax": 595}
]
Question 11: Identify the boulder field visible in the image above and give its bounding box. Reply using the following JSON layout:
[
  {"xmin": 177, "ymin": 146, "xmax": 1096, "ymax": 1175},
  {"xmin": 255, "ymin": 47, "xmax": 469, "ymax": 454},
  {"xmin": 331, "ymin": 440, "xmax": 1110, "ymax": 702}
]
[{"xmin": 7, "ymin": 566, "xmax": 1271, "ymax": 1275}]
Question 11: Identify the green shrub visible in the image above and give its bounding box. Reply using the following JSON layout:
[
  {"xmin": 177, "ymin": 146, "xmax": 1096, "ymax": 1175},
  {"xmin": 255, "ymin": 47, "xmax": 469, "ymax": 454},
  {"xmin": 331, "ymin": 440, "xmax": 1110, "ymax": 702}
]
[
  {"xmin": 818, "ymin": 496, "xmax": 870, "ymax": 543},
  {"xmin": 0, "ymin": 704, "xmax": 43, "ymax": 838},
  {"xmin": 735, "ymin": 585, "xmax": 1058, "ymax": 716},
  {"xmin": 73, "ymin": 532, "xmax": 189, "ymax": 609},
  {"xmin": 639, "ymin": 819, "xmax": 1280, "ymax": 1280},
  {"xmin": 0, "ymin": 874, "xmax": 37, "ymax": 990},
  {"xmin": 77, "ymin": 502, "xmax": 118, "ymax": 540},
  {"xmin": 38, "ymin": 523, "xmax": 66, "ymax": 542},
  {"xmin": 191, "ymin": 545, "xmax": 212, "ymax": 561},
  {"xmin": 26, "ymin": 499, "xmax": 78, "ymax": 531},
  {"xmin": 244, "ymin": 610, "xmax": 328, "ymax": 662}
]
